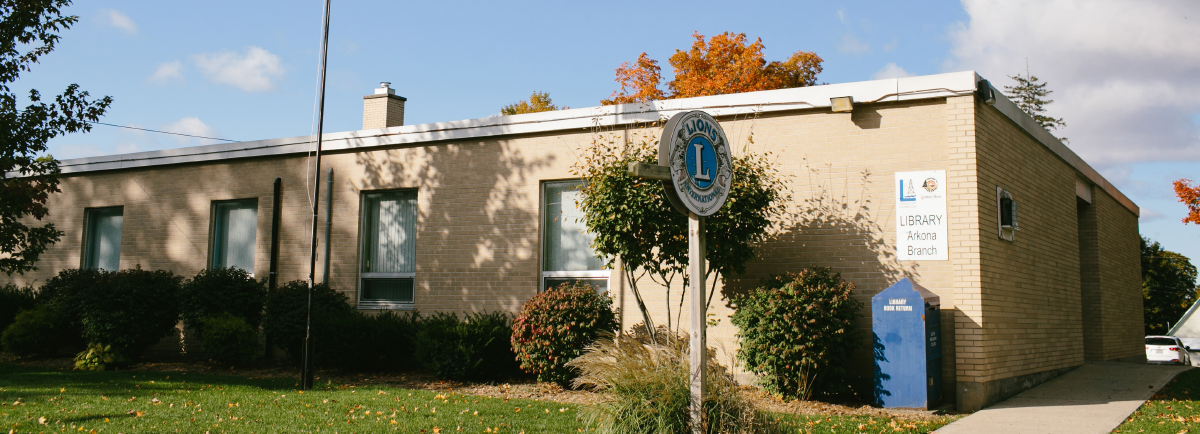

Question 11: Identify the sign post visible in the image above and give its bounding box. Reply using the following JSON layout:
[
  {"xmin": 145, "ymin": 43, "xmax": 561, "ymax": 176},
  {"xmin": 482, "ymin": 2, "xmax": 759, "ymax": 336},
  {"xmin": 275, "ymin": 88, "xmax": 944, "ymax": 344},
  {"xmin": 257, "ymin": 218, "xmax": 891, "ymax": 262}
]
[{"xmin": 629, "ymin": 110, "xmax": 732, "ymax": 433}]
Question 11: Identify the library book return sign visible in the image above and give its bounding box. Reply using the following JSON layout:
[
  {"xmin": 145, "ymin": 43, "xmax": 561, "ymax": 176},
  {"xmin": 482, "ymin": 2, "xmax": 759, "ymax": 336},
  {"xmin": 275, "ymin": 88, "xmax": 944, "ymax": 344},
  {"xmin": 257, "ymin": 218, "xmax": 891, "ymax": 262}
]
[{"xmin": 628, "ymin": 110, "xmax": 732, "ymax": 433}]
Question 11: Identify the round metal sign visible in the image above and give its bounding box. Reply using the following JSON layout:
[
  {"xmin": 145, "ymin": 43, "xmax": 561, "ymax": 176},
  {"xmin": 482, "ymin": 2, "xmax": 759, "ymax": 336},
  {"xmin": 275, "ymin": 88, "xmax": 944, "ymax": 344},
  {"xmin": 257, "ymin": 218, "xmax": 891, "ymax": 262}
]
[{"xmin": 659, "ymin": 111, "xmax": 733, "ymax": 217}]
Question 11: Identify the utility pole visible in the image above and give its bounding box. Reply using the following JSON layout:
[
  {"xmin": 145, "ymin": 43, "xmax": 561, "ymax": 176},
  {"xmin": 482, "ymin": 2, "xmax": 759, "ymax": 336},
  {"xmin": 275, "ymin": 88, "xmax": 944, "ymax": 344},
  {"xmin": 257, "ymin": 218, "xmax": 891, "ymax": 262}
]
[{"xmin": 301, "ymin": 0, "xmax": 332, "ymax": 392}]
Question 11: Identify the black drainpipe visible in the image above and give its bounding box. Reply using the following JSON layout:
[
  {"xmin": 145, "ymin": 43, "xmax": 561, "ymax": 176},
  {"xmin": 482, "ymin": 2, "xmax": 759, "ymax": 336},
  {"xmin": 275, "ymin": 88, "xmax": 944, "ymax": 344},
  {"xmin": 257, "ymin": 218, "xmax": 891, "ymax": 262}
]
[
  {"xmin": 265, "ymin": 177, "xmax": 282, "ymax": 358},
  {"xmin": 322, "ymin": 168, "xmax": 333, "ymax": 284}
]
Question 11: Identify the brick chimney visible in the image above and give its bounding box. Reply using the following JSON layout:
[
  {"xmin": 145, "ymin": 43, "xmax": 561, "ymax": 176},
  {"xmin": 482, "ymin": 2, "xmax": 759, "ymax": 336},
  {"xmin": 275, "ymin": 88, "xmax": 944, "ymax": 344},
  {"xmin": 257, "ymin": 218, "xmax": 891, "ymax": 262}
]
[{"xmin": 362, "ymin": 82, "xmax": 406, "ymax": 129}]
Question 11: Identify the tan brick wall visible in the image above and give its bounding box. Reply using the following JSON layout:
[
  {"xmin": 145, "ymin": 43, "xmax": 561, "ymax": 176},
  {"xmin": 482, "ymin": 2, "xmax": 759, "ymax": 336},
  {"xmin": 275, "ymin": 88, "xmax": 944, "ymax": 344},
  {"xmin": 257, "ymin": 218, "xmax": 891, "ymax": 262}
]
[
  {"xmin": 973, "ymin": 102, "xmax": 1087, "ymax": 383},
  {"xmin": 6, "ymin": 95, "xmax": 1143, "ymax": 405},
  {"xmin": 362, "ymin": 95, "xmax": 405, "ymax": 129},
  {"xmin": 1092, "ymin": 188, "xmax": 1144, "ymax": 359}
]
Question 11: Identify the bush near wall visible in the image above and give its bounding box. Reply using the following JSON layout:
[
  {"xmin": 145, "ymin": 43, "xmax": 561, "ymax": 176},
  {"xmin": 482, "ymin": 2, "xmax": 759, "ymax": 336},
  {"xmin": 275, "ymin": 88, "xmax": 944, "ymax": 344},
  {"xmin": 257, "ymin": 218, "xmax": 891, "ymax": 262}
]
[
  {"xmin": 0, "ymin": 283, "xmax": 37, "ymax": 334},
  {"xmin": 263, "ymin": 280, "xmax": 364, "ymax": 367},
  {"xmin": 1, "ymin": 304, "xmax": 78, "ymax": 357},
  {"xmin": 417, "ymin": 311, "xmax": 523, "ymax": 382},
  {"xmin": 180, "ymin": 267, "xmax": 267, "ymax": 337},
  {"xmin": 201, "ymin": 313, "xmax": 260, "ymax": 367},
  {"xmin": 731, "ymin": 267, "xmax": 863, "ymax": 400},
  {"xmin": 75, "ymin": 267, "xmax": 183, "ymax": 359},
  {"xmin": 511, "ymin": 282, "xmax": 619, "ymax": 386}
]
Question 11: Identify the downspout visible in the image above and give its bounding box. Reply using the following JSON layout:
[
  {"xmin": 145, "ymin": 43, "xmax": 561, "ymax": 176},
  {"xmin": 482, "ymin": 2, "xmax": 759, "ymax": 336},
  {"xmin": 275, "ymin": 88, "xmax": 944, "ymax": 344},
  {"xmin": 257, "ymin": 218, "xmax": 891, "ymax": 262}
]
[
  {"xmin": 266, "ymin": 177, "xmax": 282, "ymax": 359},
  {"xmin": 322, "ymin": 168, "xmax": 333, "ymax": 284}
]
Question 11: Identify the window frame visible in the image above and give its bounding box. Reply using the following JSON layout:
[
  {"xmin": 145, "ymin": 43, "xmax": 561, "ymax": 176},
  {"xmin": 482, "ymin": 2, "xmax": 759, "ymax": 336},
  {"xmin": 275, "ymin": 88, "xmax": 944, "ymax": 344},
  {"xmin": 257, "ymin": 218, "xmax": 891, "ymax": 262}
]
[
  {"xmin": 81, "ymin": 206, "xmax": 124, "ymax": 271},
  {"xmin": 209, "ymin": 198, "xmax": 259, "ymax": 274},
  {"xmin": 540, "ymin": 179, "xmax": 611, "ymax": 293},
  {"xmin": 357, "ymin": 188, "xmax": 418, "ymax": 310},
  {"xmin": 996, "ymin": 186, "xmax": 1018, "ymax": 242}
]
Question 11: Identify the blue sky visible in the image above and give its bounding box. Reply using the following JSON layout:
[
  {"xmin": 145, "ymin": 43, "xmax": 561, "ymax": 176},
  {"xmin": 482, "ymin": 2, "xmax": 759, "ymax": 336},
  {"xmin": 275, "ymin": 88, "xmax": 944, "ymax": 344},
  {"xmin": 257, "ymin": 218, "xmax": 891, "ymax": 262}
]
[{"xmin": 16, "ymin": 0, "xmax": 1200, "ymax": 260}]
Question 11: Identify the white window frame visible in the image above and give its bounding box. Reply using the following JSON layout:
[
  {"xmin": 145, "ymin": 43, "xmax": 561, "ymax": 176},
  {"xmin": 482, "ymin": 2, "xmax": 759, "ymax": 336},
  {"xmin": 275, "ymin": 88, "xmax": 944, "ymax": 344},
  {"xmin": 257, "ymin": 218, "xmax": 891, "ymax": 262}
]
[
  {"xmin": 997, "ymin": 186, "xmax": 1019, "ymax": 242},
  {"xmin": 540, "ymin": 180, "xmax": 611, "ymax": 293},
  {"xmin": 358, "ymin": 189, "xmax": 418, "ymax": 310},
  {"xmin": 82, "ymin": 206, "xmax": 124, "ymax": 271}
]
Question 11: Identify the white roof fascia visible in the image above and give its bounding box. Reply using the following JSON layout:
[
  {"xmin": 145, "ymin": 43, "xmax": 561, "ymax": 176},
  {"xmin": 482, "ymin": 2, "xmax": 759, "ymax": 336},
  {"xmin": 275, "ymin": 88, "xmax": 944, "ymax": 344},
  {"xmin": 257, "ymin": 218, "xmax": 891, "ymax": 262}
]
[
  {"xmin": 981, "ymin": 73, "xmax": 1138, "ymax": 216},
  {"xmin": 55, "ymin": 71, "xmax": 977, "ymax": 174},
  {"xmin": 1169, "ymin": 301, "xmax": 1200, "ymax": 337},
  {"xmin": 51, "ymin": 70, "xmax": 1135, "ymax": 215}
]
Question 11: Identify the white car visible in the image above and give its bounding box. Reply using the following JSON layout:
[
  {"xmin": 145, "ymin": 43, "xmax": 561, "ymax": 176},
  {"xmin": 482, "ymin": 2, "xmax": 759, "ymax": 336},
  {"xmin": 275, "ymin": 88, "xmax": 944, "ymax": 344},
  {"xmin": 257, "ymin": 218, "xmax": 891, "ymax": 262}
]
[{"xmin": 1146, "ymin": 336, "xmax": 1191, "ymax": 365}]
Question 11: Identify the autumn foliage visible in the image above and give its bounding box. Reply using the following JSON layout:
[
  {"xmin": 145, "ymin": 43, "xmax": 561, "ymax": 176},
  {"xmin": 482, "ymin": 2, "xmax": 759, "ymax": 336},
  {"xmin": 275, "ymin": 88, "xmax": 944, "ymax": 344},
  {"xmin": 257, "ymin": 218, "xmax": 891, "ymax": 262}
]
[
  {"xmin": 602, "ymin": 32, "xmax": 823, "ymax": 105},
  {"xmin": 500, "ymin": 91, "xmax": 564, "ymax": 115},
  {"xmin": 1176, "ymin": 179, "xmax": 1200, "ymax": 225}
]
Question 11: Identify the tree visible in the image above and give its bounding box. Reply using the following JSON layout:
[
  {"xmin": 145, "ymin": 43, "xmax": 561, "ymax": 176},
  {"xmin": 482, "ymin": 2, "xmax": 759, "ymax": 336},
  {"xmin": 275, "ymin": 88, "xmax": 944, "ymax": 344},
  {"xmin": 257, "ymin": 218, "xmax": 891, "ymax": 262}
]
[
  {"xmin": 0, "ymin": 0, "xmax": 112, "ymax": 275},
  {"xmin": 1142, "ymin": 236, "xmax": 1198, "ymax": 335},
  {"xmin": 572, "ymin": 127, "xmax": 788, "ymax": 335},
  {"xmin": 500, "ymin": 91, "xmax": 563, "ymax": 115},
  {"xmin": 1175, "ymin": 179, "xmax": 1200, "ymax": 225},
  {"xmin": 602, "ymin": 32, "xmax": 822, "ymax": 105},
  {"xmin": 1004, "ymin": 71, "xmax": 1066, "ymax": 142}
]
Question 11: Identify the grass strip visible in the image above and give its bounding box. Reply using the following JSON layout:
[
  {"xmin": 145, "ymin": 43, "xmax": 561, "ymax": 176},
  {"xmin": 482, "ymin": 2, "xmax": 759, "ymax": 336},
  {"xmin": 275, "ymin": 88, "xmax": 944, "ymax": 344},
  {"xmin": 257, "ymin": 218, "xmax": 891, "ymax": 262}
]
[
  {"xmin": 1115, "ymin": 368, "xmax": 1200, "ymax": 433},
  {"xmin": 0, "ymin": 363, "xmax": 957, "ymax": 433}
]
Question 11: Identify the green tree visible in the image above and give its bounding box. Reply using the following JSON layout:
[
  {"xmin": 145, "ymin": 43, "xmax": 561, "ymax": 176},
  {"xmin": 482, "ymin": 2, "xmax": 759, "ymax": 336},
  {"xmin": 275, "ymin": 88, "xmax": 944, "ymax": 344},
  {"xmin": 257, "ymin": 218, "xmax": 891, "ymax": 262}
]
[
  {"xmin": 0, "ymin": 0, "xmax": 112, "ymax": 275},
  {"xmin": 500, "ymin": 91, "xmax": 563, "ymax": 115},
  {"xmin": 1004, "ymin": 71, "xmax": 1066, "ymax": 143},
  {"xmin": 572, "ymin": 127, "xmax": 788, "ymax": 335},
  {"xmin": 1142, "ymin": 237, "xmax": 1198, "ymax": 335}
]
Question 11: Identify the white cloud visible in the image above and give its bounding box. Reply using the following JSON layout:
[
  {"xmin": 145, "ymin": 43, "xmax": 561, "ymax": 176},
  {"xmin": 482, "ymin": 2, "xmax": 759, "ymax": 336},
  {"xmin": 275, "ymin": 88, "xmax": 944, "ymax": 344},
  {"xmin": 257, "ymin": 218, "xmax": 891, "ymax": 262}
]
[
  {"xmin": 115, "ymin": 143, "xmax": 140, "ymax": 154},
  {"xmin": 163, "ymin": 117, "xmax": 220, "ymax": 144},
  {"xmin": 149, "ymin": 61, "xmax": 184, "ymax": 84},
  {"xmin": 53, "ymin": 143, "xmax": 105, "ymax": 160},
  {"xmin": 839, "ymin": 34, "xmax": 870, "ymax": 54},
  {"xmin": 99, "ymin": 9, "xmax": 137, "ymax": 34},
  {"xmin": 1140, "ymin": 208, "xmax": 1166, "ymax": 222},
  {"xmin": 191, "ymin": 47, "xmax": 283, "ymax": 92},
  {"xmin": 871, "ymin": 63, "xmax": 914, "ymax": 80},
  {"xmin": 837, "ymin": 8, "xmax": 846, "ymax": 24},
  {"xmin": 946, "ymin": 0, "xmax": 1200, "ymax": 166}
]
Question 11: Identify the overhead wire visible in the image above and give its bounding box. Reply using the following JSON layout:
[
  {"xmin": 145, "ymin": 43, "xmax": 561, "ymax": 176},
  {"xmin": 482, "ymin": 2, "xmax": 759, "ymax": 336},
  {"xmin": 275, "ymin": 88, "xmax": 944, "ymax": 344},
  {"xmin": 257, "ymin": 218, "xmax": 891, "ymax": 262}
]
[{"xmin": 89, "ymin": 121, "xmax": 236, "ymax": 142}]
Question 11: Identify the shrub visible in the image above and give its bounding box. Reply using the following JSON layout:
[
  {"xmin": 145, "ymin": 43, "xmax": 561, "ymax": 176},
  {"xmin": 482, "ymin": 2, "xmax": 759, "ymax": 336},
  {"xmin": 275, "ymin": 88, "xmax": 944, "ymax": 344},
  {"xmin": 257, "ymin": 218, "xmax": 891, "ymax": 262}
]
[
  {"xmin": 416, "ymin": 311, "xmax": 522, "ymax": 382},
  {"xmin": 38, "ymin": 268, "xmax": 106, "ymax": 331},
  {"xmin": 0, "ymin": 283, "xmax": 37, "ymax": 334},
  {"xmin": 568, "ymin": 327, "xmax": 782, "ymax": 434},
  {"xmin": 180, "ymin": 267, "xmax": 267, "ymax": 337},
  {"xmin": 76, "ymin": 267, "xmax": 183, "ymax": 358},
  {"xmin": 262, "ymin": 280, "xmax": 356, "ymax": 366},
  {"xmin": 731, "ymin": 267, "xmax": 863, "ymax": 400},
  {"xmin": 74, "ymin": 343, "xmax": 128, "ymax": 371},
  {"xmin": 354, "ymin": 311, "xmax": 422, "ymax": 371},
  {"xmin": 1, "ymin": 304, "xmax": 80, "ymax": 357},
  {"xmin": 201, "ymin": 313, "xmax": 259, "ymax": 366},
  {"xmin": 511, "ymin": 282, "xmax": 619, "ymax": 385}
]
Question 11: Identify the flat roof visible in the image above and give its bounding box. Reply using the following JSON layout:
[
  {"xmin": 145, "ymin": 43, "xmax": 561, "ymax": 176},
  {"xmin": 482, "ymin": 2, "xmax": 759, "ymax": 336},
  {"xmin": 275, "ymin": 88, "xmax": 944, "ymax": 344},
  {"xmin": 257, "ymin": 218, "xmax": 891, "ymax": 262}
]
[{"xmin": 53, "ymin": 71, "xmax": 1136, "ymax": 215}]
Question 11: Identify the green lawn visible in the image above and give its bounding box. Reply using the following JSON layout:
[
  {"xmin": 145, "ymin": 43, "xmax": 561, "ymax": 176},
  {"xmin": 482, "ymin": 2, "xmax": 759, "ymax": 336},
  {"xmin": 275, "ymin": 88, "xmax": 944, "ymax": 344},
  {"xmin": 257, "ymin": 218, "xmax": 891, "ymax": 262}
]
[
  {"xmin": 0, "ymin": 363, "xmax": 956, "ymax": 433},
  {"xmin": 1115, "ymin": 368, "xmax": 1200, "ymax": 433}
]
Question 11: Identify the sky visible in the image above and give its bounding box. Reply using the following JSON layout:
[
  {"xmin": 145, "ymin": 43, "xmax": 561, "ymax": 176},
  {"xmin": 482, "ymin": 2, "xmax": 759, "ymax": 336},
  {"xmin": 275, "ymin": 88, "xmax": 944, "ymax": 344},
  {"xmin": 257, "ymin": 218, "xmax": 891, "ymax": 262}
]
[{"xmin": 15, "ymin": 0, "xmax": 1200, "ymax": 260}]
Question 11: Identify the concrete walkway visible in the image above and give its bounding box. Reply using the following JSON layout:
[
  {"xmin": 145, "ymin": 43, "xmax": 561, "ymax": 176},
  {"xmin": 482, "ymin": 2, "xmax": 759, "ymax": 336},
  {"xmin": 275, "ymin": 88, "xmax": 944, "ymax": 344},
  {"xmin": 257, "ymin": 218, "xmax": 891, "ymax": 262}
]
[{"xmin": 935, "ymin": 361, "xmax": 1191, "ymax": 434}]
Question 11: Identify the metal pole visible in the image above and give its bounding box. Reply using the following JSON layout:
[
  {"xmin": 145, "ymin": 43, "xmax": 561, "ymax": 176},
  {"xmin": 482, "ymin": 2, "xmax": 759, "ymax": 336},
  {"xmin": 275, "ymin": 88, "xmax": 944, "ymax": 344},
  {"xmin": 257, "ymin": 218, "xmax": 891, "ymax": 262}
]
[
  {"xmin": 322, "ymin": 168, "xmax": 333, "ymax": 284},
  {"xmin": 688, "ymin": 213, "xmax": 707, "ymax": 433},
  {"xmin": 301, "ymin": 0, "xmax": 332, "ymax": 392}
]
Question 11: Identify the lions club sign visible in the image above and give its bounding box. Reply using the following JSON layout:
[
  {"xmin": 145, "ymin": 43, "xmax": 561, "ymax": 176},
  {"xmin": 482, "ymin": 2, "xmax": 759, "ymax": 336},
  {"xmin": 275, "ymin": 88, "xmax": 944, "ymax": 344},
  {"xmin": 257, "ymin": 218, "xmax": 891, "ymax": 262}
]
[{"xmin": 659, "ymin": 111, "xmax": 733, "ymax": 217}]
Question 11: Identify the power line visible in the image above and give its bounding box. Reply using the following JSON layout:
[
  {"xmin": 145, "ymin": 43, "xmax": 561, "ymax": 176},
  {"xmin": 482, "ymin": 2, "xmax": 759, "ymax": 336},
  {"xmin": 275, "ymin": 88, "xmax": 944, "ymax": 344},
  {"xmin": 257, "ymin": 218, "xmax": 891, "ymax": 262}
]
[{"xmin": 90, "ymin": 121, "xmax": 237, "ymax": 142}]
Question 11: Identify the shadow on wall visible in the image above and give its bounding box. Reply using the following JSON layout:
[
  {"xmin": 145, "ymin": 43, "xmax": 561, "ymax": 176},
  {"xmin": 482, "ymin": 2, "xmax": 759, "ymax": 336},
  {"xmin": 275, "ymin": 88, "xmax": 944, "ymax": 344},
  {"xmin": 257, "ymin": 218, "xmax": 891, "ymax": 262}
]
[
  {"xmin": 724, "ymin": 161, "xmax": 921, "ymax": 393},
  {"xmin": 352, "ymin": 137, "xmax": 555, "ymax": 314}
]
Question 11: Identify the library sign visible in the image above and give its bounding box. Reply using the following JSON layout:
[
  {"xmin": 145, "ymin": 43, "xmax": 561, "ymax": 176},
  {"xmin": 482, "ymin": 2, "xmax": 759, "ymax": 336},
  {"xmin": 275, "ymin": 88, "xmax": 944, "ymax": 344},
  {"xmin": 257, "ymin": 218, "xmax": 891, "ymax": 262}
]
[{"xmin": 895, "ymin": 170, "xmax": 948, "ymax": 261}]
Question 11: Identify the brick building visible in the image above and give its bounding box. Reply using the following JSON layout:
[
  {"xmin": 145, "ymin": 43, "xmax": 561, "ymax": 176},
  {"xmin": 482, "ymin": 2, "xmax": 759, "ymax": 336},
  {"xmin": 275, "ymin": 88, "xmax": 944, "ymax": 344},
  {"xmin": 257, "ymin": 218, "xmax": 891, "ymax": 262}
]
[{"xmin": 5, "ymin": 71, "xmax": 1143, "ymax": 411}]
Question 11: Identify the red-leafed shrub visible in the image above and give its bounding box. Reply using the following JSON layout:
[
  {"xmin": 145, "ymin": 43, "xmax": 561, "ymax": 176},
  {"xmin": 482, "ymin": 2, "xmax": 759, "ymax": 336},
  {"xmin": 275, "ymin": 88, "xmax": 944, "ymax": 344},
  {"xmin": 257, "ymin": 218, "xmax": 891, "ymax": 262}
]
[{"xmin": 511, "ymin": 282, "xmax": 619, "ymax": 386}]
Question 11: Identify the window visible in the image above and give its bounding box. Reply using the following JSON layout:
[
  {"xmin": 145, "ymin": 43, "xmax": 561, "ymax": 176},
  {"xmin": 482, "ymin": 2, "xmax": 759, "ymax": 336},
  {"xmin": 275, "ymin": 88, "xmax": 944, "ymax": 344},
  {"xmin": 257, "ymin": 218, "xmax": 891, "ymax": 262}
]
[
  {"xmin": 83, "ymin": 207, "xmax": 123, "ymax": 271},
  {"xmin": 996, "ymin": 187, "xmax": 1019, "ymax": 242},
  {"xmin": 211, "ymin": 199, "xmax": 258, "ymax": 273},
  {"xmin": 542, "ymin": 180, "xmax": 608, "ymax": 292},
  {"xmin": 359, "ymin": 190, "xmax": 417, "ymax": 308}
]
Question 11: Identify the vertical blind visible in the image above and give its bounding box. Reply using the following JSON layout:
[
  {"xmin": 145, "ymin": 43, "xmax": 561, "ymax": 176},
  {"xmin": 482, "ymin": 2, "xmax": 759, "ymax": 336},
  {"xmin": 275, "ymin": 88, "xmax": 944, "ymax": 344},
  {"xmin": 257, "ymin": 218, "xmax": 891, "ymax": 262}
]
[
  {"xmin": 214, "ymin": 200, "xmax": 258, "ymax": 272},
  {"xmin": 364, "ymin": 191, "xmax": 417, "ymax": 273},
  {"xmin": 85, "ymin": 207, "xmax": 123, "ymax": 271},
  {"xmin": 544, "ymin": 181, "xmax": 603, "ymax": 272}
]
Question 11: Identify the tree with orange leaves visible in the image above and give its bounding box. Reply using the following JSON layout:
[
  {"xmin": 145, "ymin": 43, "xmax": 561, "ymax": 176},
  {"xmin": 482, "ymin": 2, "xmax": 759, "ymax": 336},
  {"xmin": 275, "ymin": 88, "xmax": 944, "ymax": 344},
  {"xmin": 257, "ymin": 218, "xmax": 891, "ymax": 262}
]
[
  {"xmin": 602, "ymin": 32, "xmax": 822, "ymax": 105},
  {"xmin": 1176, "ymin": 179, "xmax": 1200, "ymax": 224}
]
